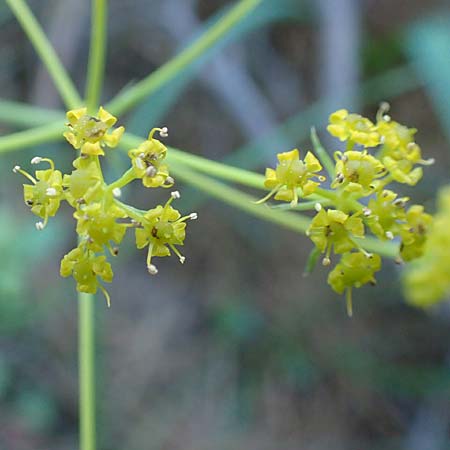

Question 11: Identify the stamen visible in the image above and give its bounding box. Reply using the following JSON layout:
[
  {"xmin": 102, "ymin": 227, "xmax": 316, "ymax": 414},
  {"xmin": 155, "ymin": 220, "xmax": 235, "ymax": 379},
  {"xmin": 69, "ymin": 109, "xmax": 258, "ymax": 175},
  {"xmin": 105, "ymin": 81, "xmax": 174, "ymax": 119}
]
[
  {"xmin": 314, "ymin": 203, "xmax": 322, "ymax": 212},
  {"xmin": 145, "ymin": 165, "xmax": 157, "ymax": 177},
  {"xmin": 31, "ymin": 157, "xmax": 43, "ymax": 164},
  {"xmin": 189, "ymin": 213, "xmax": 198, "ymax": 220},
  {"xmin": 35, "ymin": 221, "xmax": 45, "ymax": 230},
  {"xmin": 98, "ymin": 284, "xmax": 111, "ymax": 308},
  {"xmin": 171, "ymin": 191, "xmax": 180, "ymax": 199},
  {"xmin": 322, "ymin": 257, "xmax": 331, "ymax": 266},
  {"xmin": 14, "ymin": 165, "xmax": 38, "ymax": 184},
  {"xmin": 385, "ymin": 231, "xmax": 394, "ymax": 240},
  {"xmin": 159, "ymin": 127, "xmax": 168, "ymax": 138},
  {"xmin": 147, "ymin": 264, "xmax": 158, "ymax": 275},
  {"xmin": 362, "ymin": 207, "xmax": 371, "ymax": 217},
  {"xmin": 112, "ymin": 187, "xmax": 122, "ymax": 198}
]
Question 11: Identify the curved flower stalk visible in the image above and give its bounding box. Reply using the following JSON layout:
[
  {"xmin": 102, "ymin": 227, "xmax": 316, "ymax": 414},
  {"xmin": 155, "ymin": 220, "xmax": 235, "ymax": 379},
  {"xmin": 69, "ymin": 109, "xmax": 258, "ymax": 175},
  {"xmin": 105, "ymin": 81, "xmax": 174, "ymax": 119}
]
[
  {"xmin": 260, "ymin": 104, "xmax": 434, "ymax": 315},
  {"xmin": 14, "ymin": 107, "xmax": 197, "ymax": 306}
]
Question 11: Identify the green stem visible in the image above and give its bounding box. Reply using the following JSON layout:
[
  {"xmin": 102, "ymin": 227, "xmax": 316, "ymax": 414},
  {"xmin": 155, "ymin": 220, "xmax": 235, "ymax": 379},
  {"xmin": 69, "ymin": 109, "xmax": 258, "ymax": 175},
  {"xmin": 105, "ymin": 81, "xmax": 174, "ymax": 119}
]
[
  {"xmin": 122, "ymin": 132, "xmax": 265, "ymax": 188},
  {"xmin": 5, "ymin": 0, "xmax": 82, "ymax": 109},
  {"xmin": 79, "ymin": 291, "xmax": 96, "ymax": 450},
  {"xmin": 168, "ymin": 160, "xmax": 312, "ymax": 232},
  {"xmin": 0, "ymin": 121, "xmax": 64, "ymax": 154},
  {"xmin": 106, "ymin": 0, "xmax": 262, "ymax": 115},
  {"xmin": 310, "ymin": 127, "xmax": 335, "ymax": 178},
  {"xmin": 107, "ymin": 167, "xmax": 136, "ymax": 192},
  {"xmin": 0, "ymin": 99, "xmax": 64, "ymax": 128},
  {"xmin": 85, "ymin": 0, "xmax": 107, "ymax": 112}
]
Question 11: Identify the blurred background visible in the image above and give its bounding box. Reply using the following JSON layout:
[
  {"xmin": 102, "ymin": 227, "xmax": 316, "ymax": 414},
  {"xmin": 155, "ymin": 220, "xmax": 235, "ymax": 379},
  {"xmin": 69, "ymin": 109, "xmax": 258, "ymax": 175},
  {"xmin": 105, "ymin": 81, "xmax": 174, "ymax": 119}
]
[{"xmin": 1, "ymin": 0, "xmax": 450, "ymax": 449}]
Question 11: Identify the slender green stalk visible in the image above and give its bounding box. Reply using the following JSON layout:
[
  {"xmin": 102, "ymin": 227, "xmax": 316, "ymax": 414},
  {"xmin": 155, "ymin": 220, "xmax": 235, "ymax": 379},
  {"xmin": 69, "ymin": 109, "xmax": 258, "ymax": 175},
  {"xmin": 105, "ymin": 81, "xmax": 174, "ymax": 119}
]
[
  {"xmin": 310, "ymin": 127, "xmax": 335, "ymax": 178},
  {"xmin": 0, "ymin": 99, "xmax": 64, "ymax": 128},
  {"xmin": 0, "ymin": 121, "xmax": 64, "ymax": 154},
  {"xmin": 106, "ymin": 0, "xmax": 262, "ymax": 115},
  {"xmin": 169, "ymin": 160, "xmax": 312, "ymax": 232},
  {"xmin": 79, "ymin": 291, "xmax": 96, "ymax": 450},
  {"xmin": 5, "ymin": 0, "xmax": 82, "ymax": 109},
  {"xmin": 85, "ymin": 0, "xmax": 108, "ymax": 112}
]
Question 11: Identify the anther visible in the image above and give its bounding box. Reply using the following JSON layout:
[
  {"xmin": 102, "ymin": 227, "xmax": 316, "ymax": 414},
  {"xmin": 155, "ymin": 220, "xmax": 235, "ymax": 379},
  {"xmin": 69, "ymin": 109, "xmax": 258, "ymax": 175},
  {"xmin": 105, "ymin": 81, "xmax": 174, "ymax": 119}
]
[
  {"xmin": 385, "ymin": 231, "xmax": 394, "ymax": 240},
  {"xmin": 362, "ymin": 207, "xmax": 372, "ymax": 217},
  {"xmin": 171, "ymin": 191, "xmax": 180, "ymax": 199},
  {"xmin": 159, "ymin": 127, "xmax": 168, "ymax": 137},
  {"xmin": 12, "ymin": 165, "xmax": 21, "ymax": 173},
  {"xmin": 135, "ymin": 158, "xmax": 145, "ymax": 170},
  {"xmin": 189, "ymin": 212, "xmax": 198, "ymax": 220},
  {"xmin": 383, "ymin": 114, "xmax": 391, "ymax": 122},
  {"xmin": 322, "ymin": 257, "xmax": 331, "ymax": 266},
  {"xmin": 147, "ymin": 264, "xmax": 158, "ymax": 275},
  {"xmin": 35, "ymin": 221, "xmax": 44, "ymax": 230},
  {"xmin": 112, "ymin": 187, "xmax": 122, "ymax": 198},
  {"xmin": 166, "ymin": 176, "xmax": 175, "ymax": 185},
  {"xmin": 336, "ymin": 173, "xmax": 344, "ymax": 183},
  {"xmin": 31, "ymin": 157, "xmax": 43, "ymax": 164},
  {"xmin": 179, "ymin": 256, "xmax": 186, "ymax": 264},
  {"xmin": 145, "ymin": 165, "xmax": 157, "ymax": 177},
  {"xmin": 46, "ymin": 187, "xmax": 57, "ymax": 197},
  {"xmin": 314, "ymin": 203, "xmax": 322, "ymax": 212}
]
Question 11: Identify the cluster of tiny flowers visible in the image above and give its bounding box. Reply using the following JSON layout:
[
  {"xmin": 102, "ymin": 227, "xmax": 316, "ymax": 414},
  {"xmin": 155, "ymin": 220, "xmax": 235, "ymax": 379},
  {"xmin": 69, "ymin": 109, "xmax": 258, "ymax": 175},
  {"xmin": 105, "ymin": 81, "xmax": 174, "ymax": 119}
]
[
  {"xmin": 403, "ymin": 185, "xmax": 450, "ymax": 308},
  {"xmin": 14, "ymin": 107, "xmax": 197, "ymax": 306},
  {"xmin": 260, "ymin": 104, "xmax": 433, "ymax": 315}
]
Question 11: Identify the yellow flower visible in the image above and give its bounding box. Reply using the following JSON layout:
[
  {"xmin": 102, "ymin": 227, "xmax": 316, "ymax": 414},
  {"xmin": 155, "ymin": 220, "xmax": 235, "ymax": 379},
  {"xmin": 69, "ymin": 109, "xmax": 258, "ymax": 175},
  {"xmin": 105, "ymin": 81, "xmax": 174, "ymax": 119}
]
[
  {"xmin": 74, "ymin": 202, "xmax": 128, "ymax": 253},
  {"xmin": 135, "ymin": 192, "xmax": 197, "ymax": 274},
  {"xmin": 63, "ymin": 107, "xmax": 124, "ymax": 156},
  {"xmin": 63, "ymin": 156, "xmax": 103, "ymax": 207},
  {"xmin": 259, "ymin": 149, "xmax": 325, "ymax": 206},
  {"xmin": 403, "ymin": 186, "xmax": 450, "ymax": 307},
  {"xmin": 14, "ymin": 158, "xmax": 63, "ymax": 230},
  {"xmin": 327, "ymin": 109, "xmax": 380, "ymax": 147},
  {"xmin": 332, "ymin": 150, "xmax": 386, "ymax": 194},
  {"xmin": 60, "ymin": 245, "xmax": 113, "ymax": 306},
  {"xmin": 307, "ymin": 209, "xmax": 365, "ymax": 263},
  {"xmin": 399, "ymin": 205, "xmax": 432, "ymax": 262},
  {"xmin": 328, "ymin": 252, "xmax": 381, "ymax": 316},
  {"xmin": 128, "ymin": 128, "xmax": 173, "ymax": 188},
  {"xmin": 376, "ymin": 116, "xmax": 433, "ymax": 186}
]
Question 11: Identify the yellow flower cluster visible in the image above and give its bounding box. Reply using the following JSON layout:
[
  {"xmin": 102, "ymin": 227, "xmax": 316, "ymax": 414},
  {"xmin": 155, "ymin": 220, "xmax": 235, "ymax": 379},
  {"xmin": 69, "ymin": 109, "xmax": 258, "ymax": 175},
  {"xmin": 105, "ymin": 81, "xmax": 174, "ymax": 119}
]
[
  {"xmin": 403, "ymin": 186, "xmax": 450, "ymax": 307},
  {"xmin": 15, "ymin": 108, "xmax": 197, "ymax": 305},
  {"xmin": 260, "ymin": 105, "xmax": 433, "ymax": 315}
]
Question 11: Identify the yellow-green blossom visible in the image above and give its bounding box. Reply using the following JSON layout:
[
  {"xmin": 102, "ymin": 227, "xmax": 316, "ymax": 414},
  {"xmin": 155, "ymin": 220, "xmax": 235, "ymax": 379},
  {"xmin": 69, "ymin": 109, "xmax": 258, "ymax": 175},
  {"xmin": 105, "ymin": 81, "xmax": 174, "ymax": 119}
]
[
  {"xmin": 14, "ymin": 158, "xmax": 63, "ymax": 230},
  {"xmin": 74, "ymin": 202, "xmax": 128, "ymax": 253},
  {"xmin": 60, "ymin": 245, "xmax": 113, "ymax": 306},
  {"xmin": 63, "ymin": 156, "xmax": 103, "ymax": 207},
  {"xmin": 307, "ymin": 209, "xmax": 365, "ymax": 264},
  {"xmin": 332, "ymin": 150, "xmax": 386, "ymax": 194},
  {"xmin": 403, "ymin": 186, "xmax": 450, "ymax": 307},
  {"xmin": 327, "ymin": 109, "xmax": 380, "ymax": 147},
  {"xmin": 135, "ymin": 191, "xmax": 197, "ymax": 274},
  {"xmin": 399, "ymin": 204, "xmax": 432, "ymax": 262},
  {"xmin": 328, "ymin": 252, "xmax": 381, "ymax": 316},
  {"xmin": 128, "ymin": 127, "xmax": 173, "ymax": 188},
  {"xmin": 365, "ymin": 189, "xmax": 408, "ymax": 240},
  {"xmin": 63, "ymin": 107, "xmax": 124, "ymax": 156},
  {"xmin": 376, "ymin": 113, "xmax": 433, "ymax": 186},
  {"xmin": 259, "ymin": 149, "xmax": 325, "ymax": 206}
]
